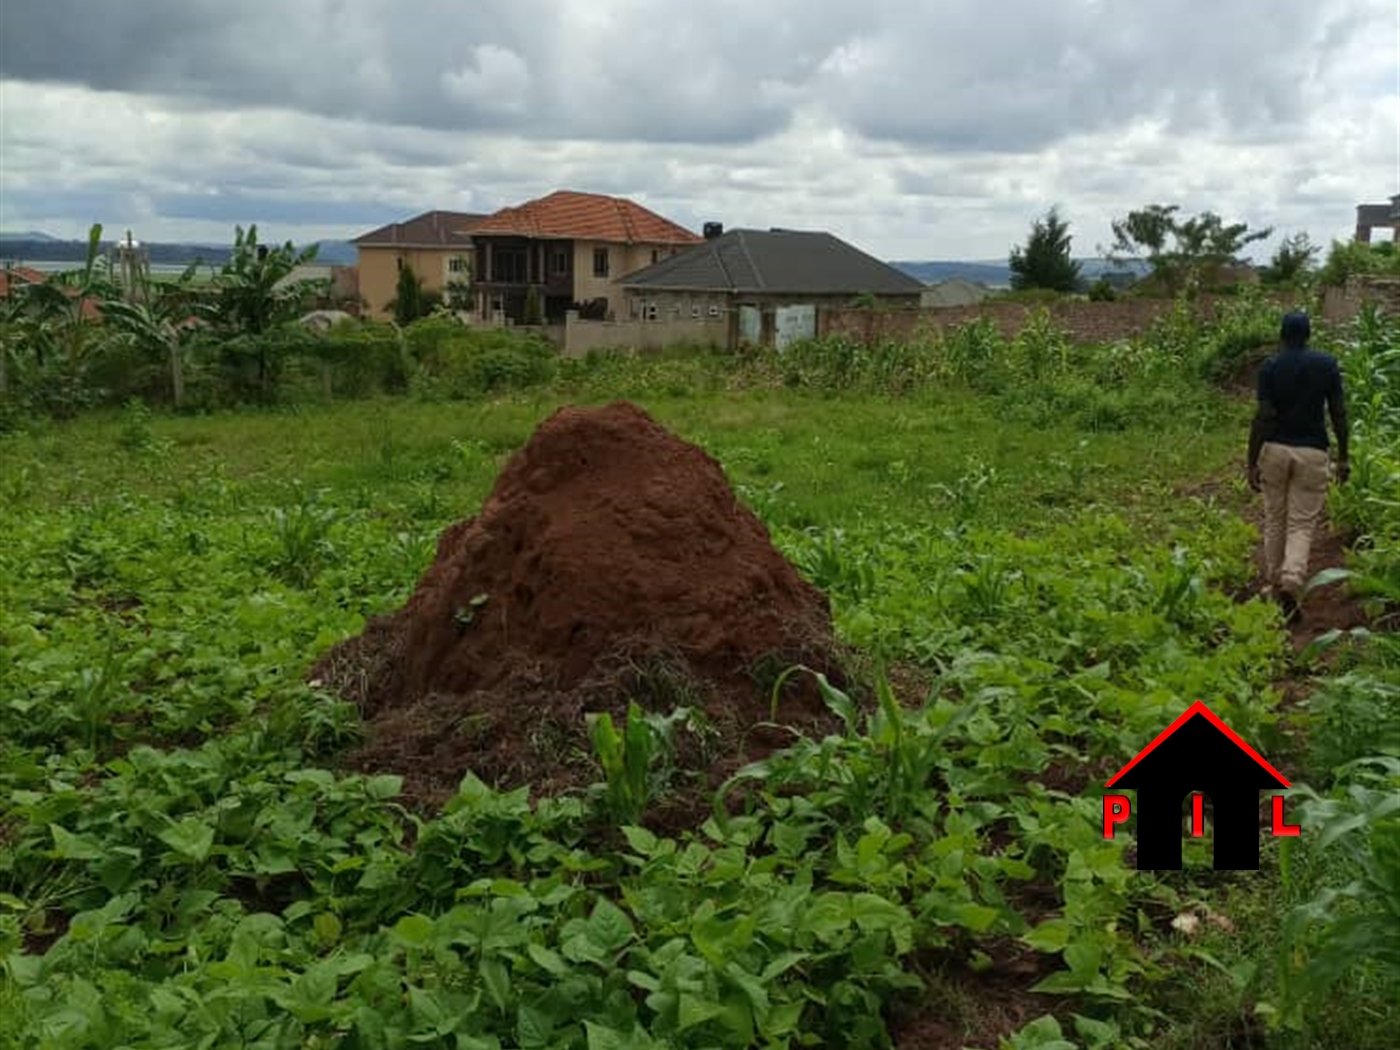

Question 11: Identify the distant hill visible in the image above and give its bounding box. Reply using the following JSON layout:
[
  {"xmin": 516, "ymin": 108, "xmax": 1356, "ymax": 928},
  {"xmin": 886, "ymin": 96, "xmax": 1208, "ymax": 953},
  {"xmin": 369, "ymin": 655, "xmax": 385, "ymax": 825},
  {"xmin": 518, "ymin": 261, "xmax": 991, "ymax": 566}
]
[
  {"xmin": 890, "ymin": 261, "xmax": 1012, "ymax": 287},
  {"xmin": 0, "ymin": 237, "xmax": 357, "ymax": 267},
  {"xmin": 890, "ymin": 258, "xmax": 1151, "ymax": 288},
  {"xmin": 309, "ymin": 241, "xmax": 356, "ymax": 265},
  {"xmin": 0, "ymin": 230, "xmax": 60, "ymax": 242}
]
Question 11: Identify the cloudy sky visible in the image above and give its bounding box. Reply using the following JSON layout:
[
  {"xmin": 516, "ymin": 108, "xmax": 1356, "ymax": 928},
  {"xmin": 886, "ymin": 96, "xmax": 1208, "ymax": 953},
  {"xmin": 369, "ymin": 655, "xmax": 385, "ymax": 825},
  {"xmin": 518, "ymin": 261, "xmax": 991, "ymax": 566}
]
[{"xmin": 0, "ymin": 0, "xmax": 1396, "ymax": 260}]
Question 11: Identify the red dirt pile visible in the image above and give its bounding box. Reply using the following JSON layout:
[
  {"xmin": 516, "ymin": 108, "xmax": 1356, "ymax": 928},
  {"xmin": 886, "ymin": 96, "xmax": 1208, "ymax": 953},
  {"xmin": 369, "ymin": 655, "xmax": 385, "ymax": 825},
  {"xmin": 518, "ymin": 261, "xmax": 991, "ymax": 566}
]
[{"xmin": 313, "ymin": 400, "xmax": 843, "ymax": 807}]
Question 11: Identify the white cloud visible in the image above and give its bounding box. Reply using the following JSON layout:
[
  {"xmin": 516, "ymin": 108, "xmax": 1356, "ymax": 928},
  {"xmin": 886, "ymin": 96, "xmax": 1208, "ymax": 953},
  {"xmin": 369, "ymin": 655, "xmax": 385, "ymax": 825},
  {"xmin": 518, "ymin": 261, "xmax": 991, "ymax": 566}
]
[
  {"xmin": 0, "ymin": 0, "xmax": 1395, "ymax": 258},
  {"xmin": 442, "ymin": 45, "xmax": 531, "ymax": 116}
]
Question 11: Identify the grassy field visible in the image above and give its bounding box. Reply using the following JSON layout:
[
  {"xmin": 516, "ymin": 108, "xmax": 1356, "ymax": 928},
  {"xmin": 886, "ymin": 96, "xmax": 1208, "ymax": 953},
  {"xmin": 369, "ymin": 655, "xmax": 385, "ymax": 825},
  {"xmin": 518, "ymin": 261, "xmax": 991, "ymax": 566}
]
[{"xmin": 1, "ymin": 356, "xmax": 1396, "ymax": 1048}]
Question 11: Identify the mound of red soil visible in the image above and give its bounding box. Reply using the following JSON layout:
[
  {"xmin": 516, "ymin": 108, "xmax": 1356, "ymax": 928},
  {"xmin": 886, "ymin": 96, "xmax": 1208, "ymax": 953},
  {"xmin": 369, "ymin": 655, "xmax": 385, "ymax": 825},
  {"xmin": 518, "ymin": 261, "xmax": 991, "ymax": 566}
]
[{"xmin": 312, "ymin": 400, "xmax": 843, "ymax": 808}]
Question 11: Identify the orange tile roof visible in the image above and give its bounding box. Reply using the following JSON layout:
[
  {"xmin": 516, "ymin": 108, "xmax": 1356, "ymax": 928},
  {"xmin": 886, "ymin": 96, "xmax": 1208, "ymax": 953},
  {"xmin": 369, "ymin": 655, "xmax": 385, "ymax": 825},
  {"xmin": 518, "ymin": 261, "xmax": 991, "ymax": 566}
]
[
  {"xmin": 470, "ymin": 190, "xmax": 702, "ymax": 245},
  {"xmin": 0, "ymin": 265, "xmax": 47, "ymax": 298},
  {"xmin": 0, "ymin": 267, "xmax": 103, "ymax": 320}
]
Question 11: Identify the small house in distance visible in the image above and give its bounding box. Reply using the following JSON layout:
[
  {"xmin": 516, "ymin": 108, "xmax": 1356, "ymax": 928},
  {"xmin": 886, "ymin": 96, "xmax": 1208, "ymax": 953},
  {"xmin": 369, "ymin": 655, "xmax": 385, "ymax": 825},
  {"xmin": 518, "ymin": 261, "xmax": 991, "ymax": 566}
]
[
  {"xmin": 1355, "ymin": 194, "xmax": 1400, "ymax": 243},
  {"xmin": 618, "ymin": 226, "xmax": 925, "ymax": 349},
  {"xmin": 352, "ymin": 210, "xmax": 486, "ymax": 320},
  {"xmin": 920, "ymin": 278, "xmax": 991, "ymax": 308}
]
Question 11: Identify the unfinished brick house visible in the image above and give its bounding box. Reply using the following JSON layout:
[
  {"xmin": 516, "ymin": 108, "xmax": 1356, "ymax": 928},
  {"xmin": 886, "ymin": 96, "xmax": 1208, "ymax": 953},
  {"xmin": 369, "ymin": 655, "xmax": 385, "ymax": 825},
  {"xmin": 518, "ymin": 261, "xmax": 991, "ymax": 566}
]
[{"xmin": 1355, "ymin": 195, "xmax": 1400, "ymax": 243}]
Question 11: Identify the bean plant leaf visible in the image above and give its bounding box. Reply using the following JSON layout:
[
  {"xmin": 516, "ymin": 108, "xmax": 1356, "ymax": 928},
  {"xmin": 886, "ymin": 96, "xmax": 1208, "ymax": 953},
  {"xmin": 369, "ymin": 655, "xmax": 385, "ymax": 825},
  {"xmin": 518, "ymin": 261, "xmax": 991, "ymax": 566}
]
[
  {"xmin": 393, "ymin": 913, "xmax": 435, "ymax": 947},
  {"xmin": 1023, "ymin": 918, "xmax": 1072, "ymax": 953},
  {"xmin": 50, "ymin": 825, "xmax": 105, "ymax": 861},
  {"xmin": 481, "ymin": 957, "xmax": 512, "ymax": 1012},
  {"xmin": 157, "ymin": 818, "xmax": 214, "ymax": 862},
  {"xmin": 586, "ymin": 898, "xmax": 635, "ymax": 953}
]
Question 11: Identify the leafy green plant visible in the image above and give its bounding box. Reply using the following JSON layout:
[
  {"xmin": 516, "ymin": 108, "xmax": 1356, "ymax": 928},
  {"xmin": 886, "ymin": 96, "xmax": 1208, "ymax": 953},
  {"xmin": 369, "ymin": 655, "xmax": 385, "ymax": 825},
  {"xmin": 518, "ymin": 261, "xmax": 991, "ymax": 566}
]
[
  {"xmin": 265, "ymin": 491, "xmax": 343, "ymax": 587},
  {"xmin": 1272, "ymin": 757, "xmax": 1400, "ymax": 1030},
  {"xmin": 116, "ymin": 397, "xmax": 155, "ymax": 451},
  {"xmin": 194, "ymin": 224, "xmax": 321, "ymax": 400},
  {"xmin": 587, "ymin": 702, "xmax": 693, "ymax": 825},
  {"xmin": 1318, "ymin": 239, "xmax": 1400, "ymax": 288},
  {"xmin": 3, "ymin": 334, "xmax": 1396, "ymax": 1048},
  {"xmin": 5, "ymin": 223, "xmax": 119, "ymax": 417}
]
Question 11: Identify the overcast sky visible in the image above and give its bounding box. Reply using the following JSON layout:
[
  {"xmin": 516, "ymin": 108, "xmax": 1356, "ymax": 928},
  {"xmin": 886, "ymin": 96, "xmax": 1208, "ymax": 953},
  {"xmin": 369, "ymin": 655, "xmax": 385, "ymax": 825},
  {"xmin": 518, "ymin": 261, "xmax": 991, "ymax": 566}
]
[{"xmin": 1, "ymin": 0, "xmax": 1396, "ymax": 260}]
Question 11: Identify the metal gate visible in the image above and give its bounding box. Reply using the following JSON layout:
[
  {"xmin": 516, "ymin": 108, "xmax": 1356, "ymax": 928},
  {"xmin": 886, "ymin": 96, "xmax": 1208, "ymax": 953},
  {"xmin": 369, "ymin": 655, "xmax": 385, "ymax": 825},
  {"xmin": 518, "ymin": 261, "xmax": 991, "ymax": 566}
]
[
  {"xmin": 774, "ymin": 304, "xmax": 816, "ymax": 351},
  {"xmin": 738, "ymin": 304, "xmax": 761, "ymax": 345}
]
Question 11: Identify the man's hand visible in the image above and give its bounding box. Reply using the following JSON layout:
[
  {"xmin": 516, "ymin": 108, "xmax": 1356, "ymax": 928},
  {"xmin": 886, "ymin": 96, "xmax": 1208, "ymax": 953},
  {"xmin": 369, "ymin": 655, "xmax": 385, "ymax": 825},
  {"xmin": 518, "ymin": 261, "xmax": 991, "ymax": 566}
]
[
  {"xmin": 1336, "ymin": 458, "xmax": 1350, "ymax": 484},
  {"xmin": 1248, "ymin": 463, "xmax": 1262, "ymax": 492}
]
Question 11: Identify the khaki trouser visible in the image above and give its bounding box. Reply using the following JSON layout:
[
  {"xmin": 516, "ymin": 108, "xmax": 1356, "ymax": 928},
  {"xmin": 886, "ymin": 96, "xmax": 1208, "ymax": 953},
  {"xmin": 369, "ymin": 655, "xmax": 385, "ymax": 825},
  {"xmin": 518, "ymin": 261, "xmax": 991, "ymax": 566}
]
[{"xmin": 1259, "ymin": 441, "xmax": 1330, "ymax": 596}]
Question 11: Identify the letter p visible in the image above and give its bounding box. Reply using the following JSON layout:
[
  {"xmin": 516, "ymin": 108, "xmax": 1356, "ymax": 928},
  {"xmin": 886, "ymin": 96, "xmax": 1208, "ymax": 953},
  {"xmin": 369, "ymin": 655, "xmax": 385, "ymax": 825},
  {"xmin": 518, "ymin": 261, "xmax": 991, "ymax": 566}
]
[{"xmin": 1103, "ymin": 794, "xmax": 1131, "ymax": 839}]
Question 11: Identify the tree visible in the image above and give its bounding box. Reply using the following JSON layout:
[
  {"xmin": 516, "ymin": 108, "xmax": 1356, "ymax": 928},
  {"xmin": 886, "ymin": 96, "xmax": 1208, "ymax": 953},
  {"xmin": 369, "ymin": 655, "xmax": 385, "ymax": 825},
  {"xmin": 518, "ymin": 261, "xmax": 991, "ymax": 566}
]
[
  {"xmin": 1009, "ymin": 207, "xmax": 1082, "ymax": 293},
  {"xmin": 522, "ymin": 286, "xmax": 544, "ymax": 326},
  {"xmin": 1316, "ymin": 239, "xmax": 1400, "ymax": 287},
  {"xmin": 445, "ymin": 279, "xmax": 472, "ymax": 312},
  {"xmin": 391, "ymin": 263, "xmax": 426, "ymax": 327},
  {"xmin": 200, "ymin": 224, "xmax": 320, "ymax": 335},
  {"xmin": 101, "ymin": 262, "xmax": 203, "ymax": 408},
  {"xmin": 11, "ymin": 223, "xmax": 120, "ymax": 415},
  {"xmin": 1107, "ymin": 204, "xmax": 1272, "ymax": 292},
  {"xmin": 195, "ymin": 225, "xmax": 320, "ymax": 398},
  {"xmin": 1263, "ymin": 232, "xmax": 1320, "ymax": 285}
]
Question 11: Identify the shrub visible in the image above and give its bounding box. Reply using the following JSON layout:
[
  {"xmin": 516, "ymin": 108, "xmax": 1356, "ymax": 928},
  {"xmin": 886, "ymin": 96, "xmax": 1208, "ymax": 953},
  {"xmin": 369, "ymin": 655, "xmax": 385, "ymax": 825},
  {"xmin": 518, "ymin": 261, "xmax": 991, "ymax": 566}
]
[
  {"xmin": 1088, "ymin": 277, "xmax": 1117, "ymax": 302},
  {"xmin": 1196, "ymin": 292, "xmax": 1282, "ymax": 383},
  {"xmin": 311, "ymin": 322, "xmax": 410, "ymax": 396},
  {"xmin": 1010, "ymin": 309, "xmax": 1071, "ymax": 381},
  {"xmin": 523, "ymin": 287, "xmax": 544, "ymax": 326},
  {"xmin": 942, "ymin": 317, "xmax": 1007, "ymax": 391},
  {"xmin": 1306, "ymin": 674, "xmax": 1400, "ymax": 777},
  {"xmin": 1318, "ymin": 239, "xmax": 1400, "ymax": 288},
  {"xmin": 410, "ymin": 327, "xmax": 558, "ymax": 399}
]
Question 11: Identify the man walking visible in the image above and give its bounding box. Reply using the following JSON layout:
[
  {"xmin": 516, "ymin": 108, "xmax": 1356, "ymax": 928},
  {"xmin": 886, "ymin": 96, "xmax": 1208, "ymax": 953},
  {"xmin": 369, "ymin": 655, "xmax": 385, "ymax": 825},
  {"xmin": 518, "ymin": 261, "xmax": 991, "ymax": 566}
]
[{"xmin": 1247, "ymin": 312, "xmax": 1349, "ymax": 623}]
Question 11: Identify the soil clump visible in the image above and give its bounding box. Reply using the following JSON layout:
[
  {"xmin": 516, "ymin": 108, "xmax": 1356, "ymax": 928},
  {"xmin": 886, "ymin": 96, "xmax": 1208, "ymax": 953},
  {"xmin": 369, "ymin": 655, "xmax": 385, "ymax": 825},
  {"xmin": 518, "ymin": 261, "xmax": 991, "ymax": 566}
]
[{"xmin": 312, "ymin": 400, "xmax": 845, "ymax": 810}]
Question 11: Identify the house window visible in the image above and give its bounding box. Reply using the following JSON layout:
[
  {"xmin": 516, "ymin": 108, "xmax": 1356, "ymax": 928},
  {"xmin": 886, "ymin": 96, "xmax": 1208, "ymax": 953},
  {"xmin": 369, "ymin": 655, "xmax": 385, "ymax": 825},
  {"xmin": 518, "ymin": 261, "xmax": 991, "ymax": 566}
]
[
  {"xmin": 448, "ymin": 256, "xmax": 469, "ymax": 274},
  {"xmin": 593, "ymin": 247, "xmax": 610, "ymax": 278},
  {"xmin": 708, "ymin": 304, "xmax": 721, "ymax": 318},
  {"xmin": 651, "ymin": 249, "xmax": 660, "ymax": 265},
  {"xmin": 644, "ymin": 301, "xmax": 658, "ymax": 321},
  {"xmin": 691, "ymin": 305, "xmax": 701, "ymax": 319},
  {"xmin": 552, "ymin": 249, "xmax": 568, "ymax": 275},
  {"xmin": 489, "ymin": 247, "xmax": 528, "ymax": 284}
]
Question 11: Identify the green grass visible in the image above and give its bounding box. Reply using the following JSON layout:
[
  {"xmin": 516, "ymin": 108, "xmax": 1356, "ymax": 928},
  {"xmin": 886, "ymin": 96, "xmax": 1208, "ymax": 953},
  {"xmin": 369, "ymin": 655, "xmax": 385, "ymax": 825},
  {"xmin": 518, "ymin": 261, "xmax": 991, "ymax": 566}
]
[
  {"xmin": 1, "ymin": 370, "xmax": 1395, "ymax": 1049},
  {"xmin": 4, "ymin": 385, "xmax": 1246, "ymax": 529}
]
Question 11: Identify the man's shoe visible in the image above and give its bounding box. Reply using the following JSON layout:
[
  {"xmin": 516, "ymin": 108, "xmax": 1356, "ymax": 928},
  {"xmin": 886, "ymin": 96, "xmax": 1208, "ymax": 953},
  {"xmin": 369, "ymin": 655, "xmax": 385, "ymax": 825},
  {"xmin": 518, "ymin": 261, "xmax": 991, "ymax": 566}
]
[{"xmin": 1277, "ymin": 590, "xmax": 1301, "ymax": 625}]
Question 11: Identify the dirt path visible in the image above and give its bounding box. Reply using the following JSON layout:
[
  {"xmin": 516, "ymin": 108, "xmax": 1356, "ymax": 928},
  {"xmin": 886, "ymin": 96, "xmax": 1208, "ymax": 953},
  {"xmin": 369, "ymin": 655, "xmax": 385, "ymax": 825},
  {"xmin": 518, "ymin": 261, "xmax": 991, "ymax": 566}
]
[
  {"xmin": 1274, "ymin": 522, "xmax": 1370, "ymax": 654},
  {"xmin": 1180, "ymin": 475, "xmax": 1369, "ymax": 655}
]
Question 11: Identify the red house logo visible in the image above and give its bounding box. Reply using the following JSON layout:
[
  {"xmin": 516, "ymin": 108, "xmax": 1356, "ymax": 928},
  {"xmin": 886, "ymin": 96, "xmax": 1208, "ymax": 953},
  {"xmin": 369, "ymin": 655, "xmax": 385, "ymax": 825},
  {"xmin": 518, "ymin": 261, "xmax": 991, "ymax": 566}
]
[{"xmin": 1102, "ymin": 702, "xmax": 1300, "ymax": 870}]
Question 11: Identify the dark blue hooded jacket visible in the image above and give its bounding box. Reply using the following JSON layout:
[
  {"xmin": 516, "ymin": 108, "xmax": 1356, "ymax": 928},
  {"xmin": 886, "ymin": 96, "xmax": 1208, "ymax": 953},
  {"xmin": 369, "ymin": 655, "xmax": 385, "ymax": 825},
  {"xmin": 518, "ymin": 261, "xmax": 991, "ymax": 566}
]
[{"xmin": 1256, "ymin": 312, "xmax": 1343, "ymax": 451}]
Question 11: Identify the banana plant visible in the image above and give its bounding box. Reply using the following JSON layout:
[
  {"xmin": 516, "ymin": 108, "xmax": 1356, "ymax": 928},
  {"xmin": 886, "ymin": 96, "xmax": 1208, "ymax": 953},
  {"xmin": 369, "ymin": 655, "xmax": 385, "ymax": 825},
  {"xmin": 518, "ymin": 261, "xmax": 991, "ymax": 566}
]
[
  {"xmin": 194, "ymin": 224, "xmax": 321, "ymax": 399},
  {"xmin": 100, "ymin": 261, "xmax": 204, "ymax": 409},
  {"xmin": 9, "ymin": 224, "xmax": 119, "ymax": 415}
]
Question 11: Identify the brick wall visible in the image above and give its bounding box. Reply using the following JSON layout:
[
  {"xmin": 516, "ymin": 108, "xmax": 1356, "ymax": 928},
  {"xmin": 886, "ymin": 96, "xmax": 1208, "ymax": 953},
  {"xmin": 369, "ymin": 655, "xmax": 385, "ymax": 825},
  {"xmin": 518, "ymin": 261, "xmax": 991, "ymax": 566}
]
[
  {"xmin": 817, "ymin": 294, "xmax": 1274, "ymax": 346},
  {"xmin": 1322, "ymin": 275, "xmax": 1400, "ymax": 322},
  {"xmin": 562, "ymin": 313, "xmax": 727, "ymax": 357}
]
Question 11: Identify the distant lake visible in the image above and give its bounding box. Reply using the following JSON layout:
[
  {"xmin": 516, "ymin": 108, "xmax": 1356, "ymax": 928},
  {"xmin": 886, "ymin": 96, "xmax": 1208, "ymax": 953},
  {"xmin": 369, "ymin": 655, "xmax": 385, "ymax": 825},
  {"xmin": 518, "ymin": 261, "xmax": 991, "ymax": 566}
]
[
  {"xmin": 8, "ymin": 260, "xmax": 336, "ymax": 281},
  {"xmin": 7, "ymin": 260, "xmax": 208, "ymax": 275}
]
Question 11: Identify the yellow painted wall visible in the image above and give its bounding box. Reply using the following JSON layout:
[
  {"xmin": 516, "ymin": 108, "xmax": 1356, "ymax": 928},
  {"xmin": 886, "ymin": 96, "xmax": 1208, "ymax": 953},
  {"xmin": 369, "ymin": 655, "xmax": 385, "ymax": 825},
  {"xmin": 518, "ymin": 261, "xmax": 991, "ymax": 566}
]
[
  {"xmin": 571, "ymin": 241, "xmax": 687, "ymax": 320},
  {"xmin": 357, "ymin": 246, "xmax": 472, "ymax": 319}
]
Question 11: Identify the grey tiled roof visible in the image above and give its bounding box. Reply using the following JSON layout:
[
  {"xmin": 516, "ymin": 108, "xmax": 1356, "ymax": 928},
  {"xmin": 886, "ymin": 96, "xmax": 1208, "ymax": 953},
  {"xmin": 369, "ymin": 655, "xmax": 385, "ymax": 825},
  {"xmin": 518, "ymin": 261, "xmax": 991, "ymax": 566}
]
[
  {"xmin": 353, "ymin": 210, "xmax": 487, "ymax": 247},
  {"xmin": 617, "ymin": 228, "xmax": 926, "ymax": 295}
]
